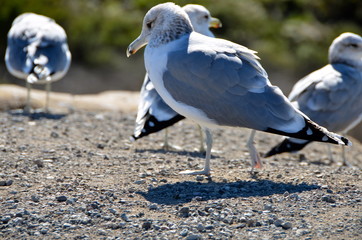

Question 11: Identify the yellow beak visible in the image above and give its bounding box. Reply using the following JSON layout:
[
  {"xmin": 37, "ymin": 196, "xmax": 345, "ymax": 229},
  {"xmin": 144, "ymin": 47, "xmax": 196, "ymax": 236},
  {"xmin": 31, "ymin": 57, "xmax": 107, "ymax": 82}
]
[{"xmin": 209, "ymin": 17, "xmax": 222, "ymax": 29}]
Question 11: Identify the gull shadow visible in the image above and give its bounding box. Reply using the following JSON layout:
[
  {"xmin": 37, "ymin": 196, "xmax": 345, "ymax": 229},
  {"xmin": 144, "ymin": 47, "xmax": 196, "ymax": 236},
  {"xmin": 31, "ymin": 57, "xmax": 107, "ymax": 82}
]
[
  {"xmin": 8, "ymin": 109, "xmax": 67, "ymax": 120},
  {"xmin": 137, "ymin": 179, "xmax": 319, "ymax": 205}
]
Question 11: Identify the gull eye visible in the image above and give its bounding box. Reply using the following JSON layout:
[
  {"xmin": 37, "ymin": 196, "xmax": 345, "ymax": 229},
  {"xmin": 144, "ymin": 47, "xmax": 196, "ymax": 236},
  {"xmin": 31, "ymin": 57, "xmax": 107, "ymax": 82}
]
[
  {"xmin": 349, "ymin": 43, "xmax": 358, "ymax": 48},
  {"xmin": 204, "ymin": 15, "xmax": 209, "ymax": 19},
  {"xmin": 146, "ymin": 21, "xmax": 153, "ymax": 29}
]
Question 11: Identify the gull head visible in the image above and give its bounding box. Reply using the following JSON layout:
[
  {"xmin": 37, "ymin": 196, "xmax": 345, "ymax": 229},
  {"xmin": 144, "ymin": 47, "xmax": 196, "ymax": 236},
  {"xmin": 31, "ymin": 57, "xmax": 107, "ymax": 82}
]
[
  {"xmin": 127, "ymin": 2, "xmax": 193, "ymax": 57},
  {"xmin": 182, "ymin": 4, "xmax": 222, "ymax": 37},
  {"xmin": 329, "ymin": 32, "xmax": 362, "ymax": 67}
]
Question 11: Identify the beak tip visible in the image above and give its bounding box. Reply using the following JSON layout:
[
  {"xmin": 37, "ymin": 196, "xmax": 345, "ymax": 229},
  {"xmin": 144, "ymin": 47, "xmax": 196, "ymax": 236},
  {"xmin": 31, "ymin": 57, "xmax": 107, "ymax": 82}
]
[{"xmin": 126, "ymin": 47, "xmax": 132, "ymax": 58}]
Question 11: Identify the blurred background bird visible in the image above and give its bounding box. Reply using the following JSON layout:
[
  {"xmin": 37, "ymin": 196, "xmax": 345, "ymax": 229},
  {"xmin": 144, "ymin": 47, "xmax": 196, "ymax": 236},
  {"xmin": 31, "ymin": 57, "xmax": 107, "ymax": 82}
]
[
  {"xmin": 131, "ymin": 4, "xmax": 221, "ymax": 152},
  {"xmin": 265, "ymin": 32, "xmax": 362, "ymax": 167},
  {"xmin": 5, "ymin": 13, "xmax": 71, "ymax": 113}
]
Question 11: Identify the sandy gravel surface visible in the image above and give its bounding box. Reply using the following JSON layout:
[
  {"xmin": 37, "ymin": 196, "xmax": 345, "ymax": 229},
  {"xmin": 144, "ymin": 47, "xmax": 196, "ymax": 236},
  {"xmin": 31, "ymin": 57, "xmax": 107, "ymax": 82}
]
[{"xmin": 0, "ymin": 111, "xmax": 361, "ymax": 239}]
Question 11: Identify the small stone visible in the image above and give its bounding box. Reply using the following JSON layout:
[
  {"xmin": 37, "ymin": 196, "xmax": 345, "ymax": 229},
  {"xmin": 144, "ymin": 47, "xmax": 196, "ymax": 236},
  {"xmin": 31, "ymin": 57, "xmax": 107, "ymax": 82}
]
[
  {"xmin": 196, "ymin": 223, "xmax": 205, "ymax": 232},
  {"xmin": 235, "ymin": 223, "xmax": 246, "ymax": 229},
  {"xmin": 282, "ymin": 222, "xmax": 292, "ymax": 230},
  {"xmin": 142, "ymin": 221, "xmax": 152, "ymax": 230},
  {"xmin": 274, "ymin": 219, "xmax": 283, "ymax": 227},
  {"xmin": 66, "ymin": 198, "xmax": 77, "ymax": 204},
  {"xmin": 97, "ymin": 229, "xmax": 107, "ymax": 236},
  {"xmin": 322, "ymin": 195, "xmax": 336, "ymax": 203},
  {"xmin": 31, "ymin": 195, "xmax": 40, "ymax": 202},
  {"xmin": 205, "ymin": 225, "xmax": 214, "ymax": 230},
  {"xmin": 179, "ymin": 207, "xmax": 190, "ymax": 217},
  {"xmin": 1, "ymin": 215, "xmax": 11, "ymax": 223},
  {"xmin": 264, "ymin": 204, "xmax": 273, "ymax": 211},
  {"xmin": 120, "ymin": 213, "xmax": 131, "ymax": 222},
  {"xmin": 180, "ymin": 229, "xmax": 189, "ymax": 236},
  {"xmin": 134, "ymin": 179, "xmax": 146, "ymax": 184},
  {"xmin": 296, "ymin": 229, "xmax": 310, "ymax": 237},
  {"xmin": 196, "ymin": 175, "xmax": 204, "ymax": 181},
  {"xmin": 149, "ymin": 203, "xmax": 158, "ymax": 210},
  {"xmin": 63, "ymin": 223, "xmax": 72, "ymax": 228},
  {"xmin": 50, "ymin": 132, "xmax": 59, "ymax": 138},
  {"xmin": 56, "ymin": 196, "xmax": 67, "ymax": 202},
  {"xmin": 0, "ymin": 180, "xmax": 13, "ymax": 186},
  {"xmin": 246, "ymin": 219, "xmax": 255, "ymax": 227},
  {"xmin": 96, "ymin": 143, "xmax": 105, "ymax": 149},
  {"xmin": 186, "ymin": 234, "xmax": 202, "ymax": 240},
  {"xmin": 108, "ymin": 208, "xmax": 118, "ymax": 215}
]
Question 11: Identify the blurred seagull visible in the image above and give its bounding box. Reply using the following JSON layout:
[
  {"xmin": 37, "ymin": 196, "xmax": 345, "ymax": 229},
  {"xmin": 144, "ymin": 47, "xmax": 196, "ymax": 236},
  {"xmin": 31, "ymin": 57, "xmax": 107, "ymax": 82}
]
[
  {"xmin": 127, "ymin": 2, "xmax": 351, "ymax": 176},
  {"xmin": 5, "ymin": 13, "xmax": 71, "ymax": 113},
  {"xmin": 132, "ymin": 4, "xmax": 222, "ymax": 151},
  {"xmin": 265, "ymin": 32, "xmax": 362, "ymax": 166}
]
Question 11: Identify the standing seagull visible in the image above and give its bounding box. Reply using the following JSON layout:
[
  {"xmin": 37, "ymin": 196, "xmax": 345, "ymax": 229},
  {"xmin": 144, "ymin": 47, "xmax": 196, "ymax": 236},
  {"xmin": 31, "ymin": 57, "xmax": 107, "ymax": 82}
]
[
  {"xmin": 5, "ymin": 13, "xmax": 71, "ymax": 113},
  {"xmin": 265, "ymin": 32, "xmax": 362, "ymax": 166},
  {"xmin": 132, "ymin": 4, "xmax": 222, "ymax": 152},
  {"xmin": 127, "ymin": 3, "xmax": 351, "ymax": 176}
]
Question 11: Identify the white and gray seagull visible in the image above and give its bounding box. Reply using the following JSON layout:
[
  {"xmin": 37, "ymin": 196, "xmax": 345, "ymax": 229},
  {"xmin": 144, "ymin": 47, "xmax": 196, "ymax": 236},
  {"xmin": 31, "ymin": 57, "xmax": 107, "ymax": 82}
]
[
  {"xmin": 265, "ymin": 32, "xmax": 362, "ymax": 166},
  {"xmin": 5, "ymin": 13, "xmax": 71, "ymax": 113},
  {"xmin": 127, "ymin": 2, "xmax": 351, "ymax": 176},
  {"xmin": 132, "ymin": 4, "xmax": 222, "ymax": 152}
]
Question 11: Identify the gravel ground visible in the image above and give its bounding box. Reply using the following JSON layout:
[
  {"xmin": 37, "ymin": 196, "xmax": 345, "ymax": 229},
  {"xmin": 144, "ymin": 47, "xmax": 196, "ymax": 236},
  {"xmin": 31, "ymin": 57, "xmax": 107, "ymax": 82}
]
[{"xmin": 0, "ymin": 111, "xmax": 361, "ymax": 239}]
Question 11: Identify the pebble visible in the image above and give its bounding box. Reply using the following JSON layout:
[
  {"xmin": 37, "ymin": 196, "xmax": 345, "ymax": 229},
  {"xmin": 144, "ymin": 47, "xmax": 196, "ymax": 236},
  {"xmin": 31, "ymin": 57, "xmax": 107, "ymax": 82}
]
[
  {"xmin": 120, "ymin": 213, "xmax": 131, "ymax": 222},
  {"xmin": 31, "ymin": 195, "xmax": 40, "ymax": 202},
  {"xmin": 142, "ymin": 221, "xmax": 152, "ymax": 230},
  {"xmin": 180, "ymin": 228, "xmax": 189, "ymax": 236},
  {"xmin": 196, "ymin": 176, "xmax": 204, "ymax": 181},
  {"xmin": 186, "ymin": 234, "xmax": 202, "ymax": 240},
  {"xmin": 295, "ymin": 229, "xmax": 311, "ymax": 236},
  {"xmin": 149, "ymin": 204, "xmax": 159, "ymax": 210},
  {"xmin": 134, "ymin": 179, "xmax": 146, "ymax": 184},
  {"xmin": 274, "ymin": 219, "xmax": 283, "ymax": 227},
  {"xmin": 281, "ymin": 222, "xmax": 292, "ymax": 230},
  {"xmin": 0, "ymin": 180, "xmax": 13, "ymax": 186},
  {"xmin": 322, "ymin": 195, "xmax": 336, "ymax": 203},
  {"xmin": 179, "ymin": 207, "xmax": 190, "ymax": 218},
  {"xmin": 56, "ymin": 196, "xmax": 67, "ymax": 202}
]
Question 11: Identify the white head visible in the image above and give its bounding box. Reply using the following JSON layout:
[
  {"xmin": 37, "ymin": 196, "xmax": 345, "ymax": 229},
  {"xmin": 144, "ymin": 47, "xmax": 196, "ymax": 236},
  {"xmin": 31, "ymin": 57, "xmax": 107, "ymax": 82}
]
[
  {"xmin": 127, "ymin": 2, "xmax": 193, "ymax": 56},
  {"xmin": 329, "ymin": 32, "xmax": 362, "ymax": 68},
  {"xmin": 182, "ymin": 4, "xmax": 221, "ymax": 37}
]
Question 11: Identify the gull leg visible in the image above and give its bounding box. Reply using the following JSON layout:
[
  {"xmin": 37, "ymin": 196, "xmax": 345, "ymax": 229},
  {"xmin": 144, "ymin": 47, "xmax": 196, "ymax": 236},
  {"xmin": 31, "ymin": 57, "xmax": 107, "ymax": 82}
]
[
  {"xmin": 24, "ymin": 81, "xmax": 32, "ymax": 113},
  {"xmin": 197, "ymin": 125, "xmax": 205, "ymax": 153},
  {"xmin": 180, "ymin": 128, "xmax": 212, "ymax": 176},
  {"xmin": 161, "ymin": 128, "xmax": 181, "ymax": 151},
  {"xmin": 341, "ymin": 146, "xmax": 353, "ymax": 167},
  {"xmin": 327, "ymin": 145, "xmax": 334, "ymax": 162},
  {"xmin": 247, "ymin": 130, "xmax": 262, "ymax": 169},
  {"xmin": 45, "ymin": 82, "xmax": 51, "ymax": 113}
]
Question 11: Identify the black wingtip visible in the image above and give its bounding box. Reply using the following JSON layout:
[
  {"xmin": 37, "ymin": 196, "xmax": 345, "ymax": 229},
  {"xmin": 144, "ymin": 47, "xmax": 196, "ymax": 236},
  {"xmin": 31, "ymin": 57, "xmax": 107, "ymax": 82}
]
[
  {"xmin": 265, "ymin": 117, "xmax": 349, "ymax": 146},
  {"xmin": 132, "ymin": 114, "xmax": 185, "ymax": 141},
  {"xmin": 264, "ymin": 138, "xmax": 310, "ymax": 158}
]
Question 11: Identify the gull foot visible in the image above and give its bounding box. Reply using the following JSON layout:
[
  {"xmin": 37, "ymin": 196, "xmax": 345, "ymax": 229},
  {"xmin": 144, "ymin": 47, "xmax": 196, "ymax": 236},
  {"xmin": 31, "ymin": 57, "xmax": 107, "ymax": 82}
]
[{"xmin": 179, "ymin": 169, "xmax": 211, "ymax": 176}]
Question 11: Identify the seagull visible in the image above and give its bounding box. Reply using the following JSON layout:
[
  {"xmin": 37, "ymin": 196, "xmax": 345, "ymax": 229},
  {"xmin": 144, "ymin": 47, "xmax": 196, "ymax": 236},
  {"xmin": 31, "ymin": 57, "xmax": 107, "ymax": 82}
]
[
  {"xmin": 127, "ymin": 2, "xmax": 351, "ymax": 176},
  {"xmin": 132, "ymin": 4, "xmax": 222, "ymax": 152},
  {"xmin": 5, "ymin": 13, "xmax": 71, "ymax": 113},
  {"xmin": 265, "ymin": 32, "xmax": 362, "ymax": 166}
]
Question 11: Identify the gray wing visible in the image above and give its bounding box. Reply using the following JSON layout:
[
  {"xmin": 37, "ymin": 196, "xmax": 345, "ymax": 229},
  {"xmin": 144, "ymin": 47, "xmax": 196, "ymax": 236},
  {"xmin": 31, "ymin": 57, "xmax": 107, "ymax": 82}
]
[
  {"xmin": 133, "ymin": 73, "xmax": 184, "ymax": 139},
  {"xmin": 163, "ymin": 34, "xmax": 305, "ymax": 133},
  {"xmin": 289, "ymin": 64, "xmax": 362, "ymax": 132},
  {"xmin": 5, "ymin": 13, "xmax": 71, "ymax": 82}
]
